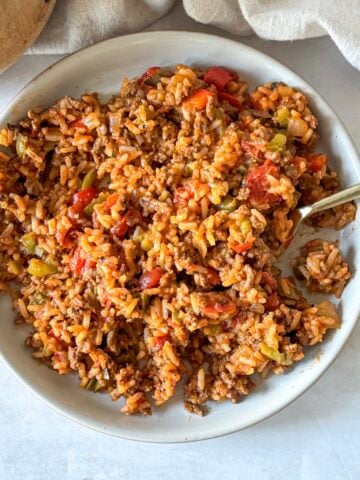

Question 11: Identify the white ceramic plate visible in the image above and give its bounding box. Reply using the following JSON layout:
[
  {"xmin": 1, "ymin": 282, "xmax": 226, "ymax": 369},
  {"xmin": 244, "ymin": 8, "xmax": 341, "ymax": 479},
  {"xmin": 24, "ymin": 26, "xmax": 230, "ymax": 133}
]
[{"xmin": 1, "ymin": 32, "xmax": 359, "ymax": 443}]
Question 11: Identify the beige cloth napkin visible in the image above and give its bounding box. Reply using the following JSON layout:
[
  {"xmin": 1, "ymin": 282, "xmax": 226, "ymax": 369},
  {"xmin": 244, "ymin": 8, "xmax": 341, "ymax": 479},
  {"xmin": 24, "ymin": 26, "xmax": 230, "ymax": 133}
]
[{"xmin": 30, "ymin": 0, "xmax": 360, "ymax": 70}]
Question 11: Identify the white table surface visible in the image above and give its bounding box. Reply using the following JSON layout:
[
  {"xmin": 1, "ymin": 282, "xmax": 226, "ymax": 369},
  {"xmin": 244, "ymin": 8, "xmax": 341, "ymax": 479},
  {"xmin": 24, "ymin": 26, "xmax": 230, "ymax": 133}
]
[{"xmin": 1, "ymin": 3, "xmax": 360, "ymax": 480}]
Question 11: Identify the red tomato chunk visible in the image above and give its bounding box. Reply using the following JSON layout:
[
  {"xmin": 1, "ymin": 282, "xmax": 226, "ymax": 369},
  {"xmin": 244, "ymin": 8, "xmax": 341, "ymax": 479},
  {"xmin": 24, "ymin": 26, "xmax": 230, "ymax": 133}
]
[
  {"xmin": 245, "ymin": 160, "xmax": 280, "ymax": 209},
  {"xmin": 71, "ymin": 187, "xmax": 97, "ymax": 215},
  {"xmin": 204, "ymin": 66, "xmax": 236, "ymax": 90},
  {"xmin": 139, "ymin": 268, "xmax": 163, "ymax": 289},
  {"xmin": 70, "ymin": 246, "xmax": 95, "ymax": 276},
  {"xmin": 112, "ymin": 216, "xmax": 129, "ymax": 239},
  {"xmin": 218, "ymin": 91, "xmax": 243, "ymax": 110},
  {"xmin": 139, "ymin": 66, "xmax": 160, "ymax": 84},
  {"xmin": 112, "ymin": 207, "xmax": 143, "ymax": 240},
  {"xmin": 70, "ymin": 247, "xmax": 86, "ymax": 275},
  {"xmin": 308, "ymin": 153, "xmax": 327, "ymax": 173}
]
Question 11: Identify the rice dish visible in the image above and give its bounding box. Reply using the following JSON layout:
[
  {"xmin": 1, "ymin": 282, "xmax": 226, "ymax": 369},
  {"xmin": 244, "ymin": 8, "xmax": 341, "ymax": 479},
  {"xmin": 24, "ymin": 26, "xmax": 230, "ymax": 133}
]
[{"xmin": 0, "ymin": 65, "xmax": 355, "ymax": 415}]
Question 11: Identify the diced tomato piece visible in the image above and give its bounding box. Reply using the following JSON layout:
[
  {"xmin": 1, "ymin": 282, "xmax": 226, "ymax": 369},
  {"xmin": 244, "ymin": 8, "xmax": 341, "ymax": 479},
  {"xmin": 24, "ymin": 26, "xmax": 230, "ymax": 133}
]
[
  {"xmin": 87, "ymin": 259, "xmax": 96, "ymax": 269},
  {"xmin": 70, "ymin": 246, "xmax": 95, "ymax": 276},
  {"xmin": 112, "ymin": 207, "xmax": 143, "ymax": 240},
  {"xmin": 204, "ymin": 67, "xmax": 237, "ymax": 90},
  {"xmin": 139, "ymin": 66, "xmax": 160, "ymax": 84},
  {"xmin": 184, "ymin": 89, "xmax": 216, "ymax": 110},
  {"xmin": 70, "ymin": 247, "xmax": 86, "ymax": 275},
  {"xmin": 245, "ymin": 160, "xmax": 281, "ymax": 209},
  {"xmin": 262, "ymin": 271, "xmax": 277, "ymax": 291},
  {"xmin": 112, "ymin": 216, "xmax": 129, "ymax": 239},
  {"xmin": 71, "ymin": 187, "xmax": 97, "ymax": 216},
  {"xmin": 204, "ymin": 297, "xmax": 236, "ymax": 316},
  {"xmin": 266, "ymin": 292, "xmax": 280, "ymax": 310},
  {"xmin": 154, "ymin": 334, "xmax": 171, "ymax": 351},
  {"xmin": 218, "ymin": 91, "xmax": 243, "ymax": 110},
  {"xmin": 144, "ymin": 66, "xmax": 160, "ymax": 77},
  {"xmin": 69, "ymin": 119, "xmax": 85, "ymax": 130},
  {"xmin": 251, "ymin": 159, "xmax": 279, "ymax": 178},
  {"xmin": 207, "ymin": 268, "xmax": 221, "ymax": 286},
  {"xmin": 174, "ymin": 186, "xmax": 194, "ymax": 206},
  {"xmin": 233, "ymin": 241, "xmax": 253, "ymax": 254},
  {"xmin": 139, "ymin": 268, "xmax": 163, "ymax": 289},
  {"xmin": 308, "ymin": 153, "xmax": 327, "ymax": 173}
]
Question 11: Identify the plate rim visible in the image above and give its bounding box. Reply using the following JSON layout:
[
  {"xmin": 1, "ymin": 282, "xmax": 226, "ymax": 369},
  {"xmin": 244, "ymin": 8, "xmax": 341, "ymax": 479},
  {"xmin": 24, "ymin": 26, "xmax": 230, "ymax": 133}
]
[{"xmin": 0, "ymin": 30, "xmax": 359, "ymax": 443}]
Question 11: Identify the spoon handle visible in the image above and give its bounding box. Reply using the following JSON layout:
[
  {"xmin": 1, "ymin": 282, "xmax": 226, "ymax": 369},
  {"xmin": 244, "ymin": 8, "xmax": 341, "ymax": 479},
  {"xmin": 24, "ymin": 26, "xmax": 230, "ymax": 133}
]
[{"xmin": 310, "ymin": 183, "xmax": 360, "ymax": 215}]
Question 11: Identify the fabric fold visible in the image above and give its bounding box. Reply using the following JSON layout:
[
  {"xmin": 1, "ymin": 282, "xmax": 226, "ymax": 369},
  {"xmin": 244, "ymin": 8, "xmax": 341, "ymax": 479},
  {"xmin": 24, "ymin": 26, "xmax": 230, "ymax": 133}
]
[{"xmin": 30, "ymin": 0, "xmax": 360, "ymax": 70}]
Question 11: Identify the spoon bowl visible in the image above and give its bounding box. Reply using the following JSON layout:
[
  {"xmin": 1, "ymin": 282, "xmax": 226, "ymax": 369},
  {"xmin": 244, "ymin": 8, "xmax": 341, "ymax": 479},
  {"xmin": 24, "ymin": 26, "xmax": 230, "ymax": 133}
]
[{"xmin": 285, "ymin": 183, "xmax": 360, "ymax": 252}]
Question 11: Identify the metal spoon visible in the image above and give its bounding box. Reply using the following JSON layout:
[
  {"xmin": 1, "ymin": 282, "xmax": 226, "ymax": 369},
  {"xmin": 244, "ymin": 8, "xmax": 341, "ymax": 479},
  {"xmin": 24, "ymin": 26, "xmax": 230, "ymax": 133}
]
[{"xmin": 284, "ymin": 183, "xmax": 360, "ymax": 251}]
